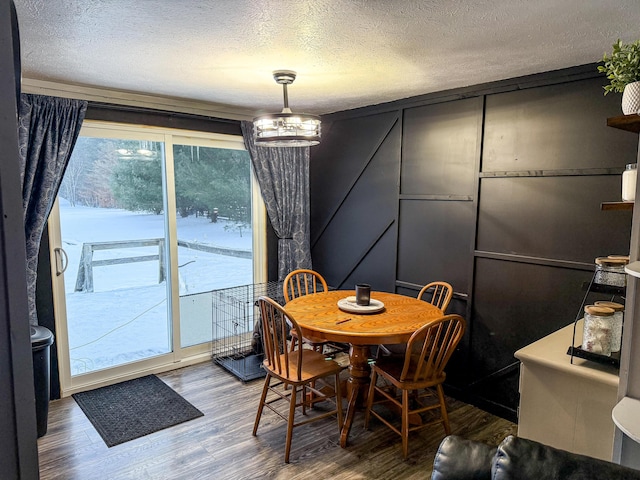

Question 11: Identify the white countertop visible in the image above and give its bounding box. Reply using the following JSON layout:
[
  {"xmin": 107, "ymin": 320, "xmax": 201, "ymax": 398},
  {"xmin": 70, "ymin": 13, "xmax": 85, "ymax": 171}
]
[{"xmin": 514, "ymin": 320, "xmax": 619, "ymax": 387}]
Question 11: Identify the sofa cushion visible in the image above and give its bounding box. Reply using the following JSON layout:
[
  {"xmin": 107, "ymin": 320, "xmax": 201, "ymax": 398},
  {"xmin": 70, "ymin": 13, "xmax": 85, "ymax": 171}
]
[
  {"xmin": 431, "ymin": 435, "xmax": 495, "ymax": 480},
  {"xmin": 493, "ymin": 436, "xmax": 640, "ymax": 480}
]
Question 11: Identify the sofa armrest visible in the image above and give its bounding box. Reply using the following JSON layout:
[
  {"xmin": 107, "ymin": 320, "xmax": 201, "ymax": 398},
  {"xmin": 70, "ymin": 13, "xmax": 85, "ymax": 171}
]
[
  {"xmin": 493, "ymin": 436, "xmax": 640, "ymax": 480},
  {"xmin": 431, "ymin": 435, "xmax": 495, "ymax": 480}
]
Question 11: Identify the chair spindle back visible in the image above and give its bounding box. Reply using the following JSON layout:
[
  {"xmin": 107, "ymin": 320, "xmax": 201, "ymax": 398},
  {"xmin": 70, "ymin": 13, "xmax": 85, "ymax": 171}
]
[
  {"xmin": 418, "ymin": 281, "xmax": 453, "ymax": 312},
  {"xmin": 401, "ymin": 314, "xmax": 465, "ymax": 383},
  {"xmin": 283, "ymin": 269, "xmax": 328, "ymax": 303},
  {"xmin": 258, "ymin": 296, "xmax": 303, "ymax": 381}
]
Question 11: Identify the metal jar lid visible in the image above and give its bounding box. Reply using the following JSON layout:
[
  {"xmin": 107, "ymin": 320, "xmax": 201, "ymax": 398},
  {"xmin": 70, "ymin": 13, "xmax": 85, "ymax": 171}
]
[
  {"xmin": 584, "ymin": 305, "xmax": 615, "ymax": 316},
  {"xmin": 594, "ymin": 301, "xmax": 624, "ymax": 312}
]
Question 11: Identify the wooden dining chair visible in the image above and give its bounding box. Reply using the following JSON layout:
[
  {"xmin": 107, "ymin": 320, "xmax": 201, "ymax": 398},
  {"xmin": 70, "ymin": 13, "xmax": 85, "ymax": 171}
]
[
  {"xmin": 283, "ymin": 269, "xmax": 331, "ymax": 353},
  {"xmin": 253, "ymin": 296, "xmax": 343, "ymax": 463},
  {"xmin": 377, "ymin": 281, "xmax": 454, "ymax": 358},
  {"xmin": 364, "ymin": 314, "xmax": 466, "ymax": 459},
  {"xmin": 417, "ymin": 281, "xmax": 453, "ymax": 312}
]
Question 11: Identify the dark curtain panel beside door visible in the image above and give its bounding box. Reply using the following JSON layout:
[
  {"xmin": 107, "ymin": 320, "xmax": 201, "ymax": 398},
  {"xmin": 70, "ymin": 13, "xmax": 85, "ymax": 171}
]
[
  {"xmin": 17, "ymin": 93, "xmax": 87, "ymax": 326},
  {"xmin": 241, "ymin": 120, "xmax": 312, "ymax": 280}
]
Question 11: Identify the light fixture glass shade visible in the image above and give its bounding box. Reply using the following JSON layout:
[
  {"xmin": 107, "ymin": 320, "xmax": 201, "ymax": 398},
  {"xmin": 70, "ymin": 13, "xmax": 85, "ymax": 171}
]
[
  {"xmin": 253, "ymin": 70, "xmax": 321, "ymax": 147},
  {"xmin": 253, "ymin": 112, "xmax": 321, "ymax": 147}
]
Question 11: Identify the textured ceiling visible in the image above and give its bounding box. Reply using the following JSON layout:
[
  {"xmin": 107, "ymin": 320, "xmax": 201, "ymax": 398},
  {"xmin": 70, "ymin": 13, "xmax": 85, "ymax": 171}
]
[{"xmin": 13, "ymin": 0, "xmax": 640, "ymax": 116}]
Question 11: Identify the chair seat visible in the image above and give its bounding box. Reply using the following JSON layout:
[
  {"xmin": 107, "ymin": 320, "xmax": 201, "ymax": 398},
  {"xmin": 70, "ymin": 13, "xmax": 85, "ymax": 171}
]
[
  {"xmin": 254, "ymin": 296, "xmax": 344, "ymax": 463},
  {"xmin": 364, "ymin": 314, "xmax": 465, "ymax": 459},
  {"xmin": 265, "ymin": 349, "xmax": 343, "ymax": 385},
  {"xmin": 374, "ymin": 355, "xmax": 446, "ymax": 390}
]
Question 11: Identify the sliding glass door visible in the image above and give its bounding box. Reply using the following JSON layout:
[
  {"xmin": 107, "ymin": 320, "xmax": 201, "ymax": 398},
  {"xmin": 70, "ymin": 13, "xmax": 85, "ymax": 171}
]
[
  {"xmin": 49, "ymin": 122, "xmax": 265, "ymax": 395},
  {"xmin": 173, "ymin": 142, "xmax": 254, "ymax": 348}
]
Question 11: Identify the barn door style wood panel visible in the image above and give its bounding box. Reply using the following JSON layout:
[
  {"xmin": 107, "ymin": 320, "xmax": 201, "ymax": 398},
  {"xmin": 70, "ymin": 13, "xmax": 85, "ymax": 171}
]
[
  {"xmin": 474, "ymin": 78, "xmax": 635, "ymax": 419},
  {"xmin": 401, "ymin": 97, "xmax": 482, "ymax": 197},
  {"xmin": 471, "ymin": 258, "xmax": 597, "ymax": 417},
  {"xmin": 476, "ymin": 176, "xmax": 631, "ymax": 263},
  {"xmin": 482, "ymin": 77, "xmax": 638, "ymax": 173},
  {"xmin": 397, "ymin": 199, "xmax": 475, "ymax": 295},
  {"xmin": 396, "ymin": 97, "xmax": 482, "ymax": 389},
  {"xmin": 311, "ymin": 66, "xmax": 639, "ymax": 422},
  {"xmin": 397, "ymin": 98, "xmax": 482, "ymax": 292},
  {"xmin": 310, "ymin": 111, "xmax": 401, "ymax": 291},
  {"xmin": 0, "ymin": 1, "xmax": 40, "ymax": 475}
]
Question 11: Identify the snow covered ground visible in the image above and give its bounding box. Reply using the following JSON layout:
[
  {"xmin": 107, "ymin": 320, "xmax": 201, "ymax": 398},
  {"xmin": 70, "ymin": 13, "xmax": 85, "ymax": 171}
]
[{"xmin": 58, "ymin": 199, "xmax": 253, "ymax": 375}]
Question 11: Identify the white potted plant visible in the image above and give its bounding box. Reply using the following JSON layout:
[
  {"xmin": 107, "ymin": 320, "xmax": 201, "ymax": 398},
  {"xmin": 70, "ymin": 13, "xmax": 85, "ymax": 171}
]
[{"xmin": 598, "ymin": 39, "xmax": 640, "ymax": 115}]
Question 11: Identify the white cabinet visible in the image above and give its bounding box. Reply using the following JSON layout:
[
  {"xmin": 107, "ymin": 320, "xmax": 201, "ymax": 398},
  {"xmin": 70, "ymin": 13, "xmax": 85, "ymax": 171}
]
[{"xmin": 515, "ymin": 321, "xmax": 619, "ymax": 461}]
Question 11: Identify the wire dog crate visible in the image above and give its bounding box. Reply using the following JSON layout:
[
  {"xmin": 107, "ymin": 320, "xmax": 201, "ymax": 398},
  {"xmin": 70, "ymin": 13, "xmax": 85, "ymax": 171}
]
[{"xmin": 211, "ymin": 282, "xmax": 284, "ymax": 382}]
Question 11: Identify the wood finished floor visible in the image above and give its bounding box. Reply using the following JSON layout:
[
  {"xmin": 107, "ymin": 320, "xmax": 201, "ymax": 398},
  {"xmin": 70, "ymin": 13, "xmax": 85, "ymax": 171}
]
[{"xmin": 37, "ymin": 362, "xmax": 517, "ymax": 480}]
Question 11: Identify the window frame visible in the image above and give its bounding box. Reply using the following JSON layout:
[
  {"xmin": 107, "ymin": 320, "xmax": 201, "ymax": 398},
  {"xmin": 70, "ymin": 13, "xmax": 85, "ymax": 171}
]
[{"xmin": 49, "ymin": 119, "xmax": 266, "ymax": 396}]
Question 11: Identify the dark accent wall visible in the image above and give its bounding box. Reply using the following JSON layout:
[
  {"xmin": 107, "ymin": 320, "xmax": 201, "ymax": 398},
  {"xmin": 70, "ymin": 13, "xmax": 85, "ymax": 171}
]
[
  {"xmin": 0, "ymin": 0, "xmax": 40, "ymax": 476},
  {"xmin": 311, "ymin": 111, "xmax": 401, "ymax": 292},
  {"xmin": 310, "ymin": 65, "xmax": 638, "ymax": 421}
]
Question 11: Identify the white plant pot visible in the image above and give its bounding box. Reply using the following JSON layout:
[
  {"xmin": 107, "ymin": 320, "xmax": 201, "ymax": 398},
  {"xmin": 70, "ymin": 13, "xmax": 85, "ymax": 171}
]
[{"xmin": 622, "ymin": 81, "xmax": 640, "ymax": 115}]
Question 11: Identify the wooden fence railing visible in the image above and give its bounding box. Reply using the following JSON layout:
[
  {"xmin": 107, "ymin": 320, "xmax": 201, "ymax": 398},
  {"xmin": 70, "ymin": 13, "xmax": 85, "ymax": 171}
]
[
  {"xmin": 75, "ymin": 239, "xmax": 165, "ymax": 292},
  {"xmin": 74, "ymin": 238, "xmax": 251, "ymax": 292}
]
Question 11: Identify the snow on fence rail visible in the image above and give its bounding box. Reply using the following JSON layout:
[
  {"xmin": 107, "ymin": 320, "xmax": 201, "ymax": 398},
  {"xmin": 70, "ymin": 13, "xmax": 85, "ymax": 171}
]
[
  {"xmin": 74, "ymin": 238, "xmax": 251, "ymax": 292},
  {"xmin": 176, "ymin": 239, "xmax": 251, "ymax": 259},
  {"xmin": 75, "ymin": 238, "xmax": 166, "ymax": 292}
]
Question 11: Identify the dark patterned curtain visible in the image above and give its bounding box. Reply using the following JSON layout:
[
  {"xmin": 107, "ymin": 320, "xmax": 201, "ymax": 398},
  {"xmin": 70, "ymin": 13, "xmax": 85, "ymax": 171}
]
[
  {"xmin": 241, "ymin": 120, "xmax": 312, "ymax": 280},
  {"xmin": 18, "ymin": 94, "xmax": 87, "ymax": 325}
]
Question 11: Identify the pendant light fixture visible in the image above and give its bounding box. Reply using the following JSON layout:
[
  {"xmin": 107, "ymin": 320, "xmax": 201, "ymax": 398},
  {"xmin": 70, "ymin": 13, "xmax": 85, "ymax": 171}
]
[{"xmin": 253, "ymin": 70, "xmax": 321, "ymax": 147}]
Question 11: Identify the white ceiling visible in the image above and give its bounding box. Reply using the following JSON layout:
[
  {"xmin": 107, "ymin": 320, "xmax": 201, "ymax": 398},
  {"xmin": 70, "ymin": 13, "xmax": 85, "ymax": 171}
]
[{"xmin": 13, "ymin": 0, "xmax": 640, "ymax": 118}]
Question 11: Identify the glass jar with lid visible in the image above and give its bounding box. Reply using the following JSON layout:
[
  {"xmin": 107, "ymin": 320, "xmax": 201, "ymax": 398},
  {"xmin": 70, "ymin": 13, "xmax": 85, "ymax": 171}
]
[
  {"xmin": 594, "ymin": 257, "xmax": 628, "ymax": 287},
  {"xmin": 583, "ymin": 305, "xmax": 615, "ymax": 356},
  {"xmin": 622, "ymin": 163, "xmax": 637, "ymax": 202},
  {"xmin": 594, "ymin": 301, "xmax": 624, "ymax": 353}
]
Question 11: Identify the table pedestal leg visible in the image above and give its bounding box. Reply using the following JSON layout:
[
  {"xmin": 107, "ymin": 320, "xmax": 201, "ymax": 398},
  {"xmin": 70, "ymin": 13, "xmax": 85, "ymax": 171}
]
[{"xmin": 340, "ymin": 344, "xmax": 371, "ymax": 448}]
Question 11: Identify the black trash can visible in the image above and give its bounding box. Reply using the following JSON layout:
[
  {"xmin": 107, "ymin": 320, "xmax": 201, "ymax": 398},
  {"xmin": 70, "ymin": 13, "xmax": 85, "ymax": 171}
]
[{"xmin": 31, "ymin": 325, "xmax": 54, "ymax": 438}]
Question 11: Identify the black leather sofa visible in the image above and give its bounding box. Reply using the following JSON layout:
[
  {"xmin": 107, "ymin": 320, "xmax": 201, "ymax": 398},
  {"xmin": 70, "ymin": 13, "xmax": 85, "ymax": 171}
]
[{"xmin": 431, "ymin": 435, "xmax": 640, "ymax": 480}]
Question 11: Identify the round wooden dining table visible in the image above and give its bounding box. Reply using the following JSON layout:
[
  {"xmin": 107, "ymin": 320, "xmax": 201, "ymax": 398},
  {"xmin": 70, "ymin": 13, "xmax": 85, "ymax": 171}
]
[{"xmin": 284, "ymin": 290, "xmax": 443, "ymax": 447}]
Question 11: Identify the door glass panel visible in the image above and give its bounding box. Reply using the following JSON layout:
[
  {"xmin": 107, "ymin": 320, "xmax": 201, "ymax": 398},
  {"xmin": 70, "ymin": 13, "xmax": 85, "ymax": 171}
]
[
  {"xmin": 59, "ymin": 136, "xmax": 171, "ymax": 376},
  {"xmin": 173, "ymin": 144, "xmax": 253, "ymax": 347}
]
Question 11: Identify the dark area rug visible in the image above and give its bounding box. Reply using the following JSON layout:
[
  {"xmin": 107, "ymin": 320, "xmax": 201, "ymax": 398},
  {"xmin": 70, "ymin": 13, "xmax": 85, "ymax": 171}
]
[{"xmin": 72, "ymin": 374, "xmax": 204, "ymax": 447}]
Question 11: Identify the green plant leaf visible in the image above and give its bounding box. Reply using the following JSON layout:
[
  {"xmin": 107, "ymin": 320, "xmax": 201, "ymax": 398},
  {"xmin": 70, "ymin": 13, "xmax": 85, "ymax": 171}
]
[{"xmin": 597, "ymin": 39, "xmax": 640, "ymax": 94}]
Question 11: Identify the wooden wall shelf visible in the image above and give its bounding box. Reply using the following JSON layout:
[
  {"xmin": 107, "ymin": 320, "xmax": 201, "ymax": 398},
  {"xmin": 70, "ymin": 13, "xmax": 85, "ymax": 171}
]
[
  {"xmin": 607, "ymin": 114, "xmax": 640, "ymax": 134},
  {"xmin": 601, "ymin": 201, "xmax": 634, "ymax": 211}
]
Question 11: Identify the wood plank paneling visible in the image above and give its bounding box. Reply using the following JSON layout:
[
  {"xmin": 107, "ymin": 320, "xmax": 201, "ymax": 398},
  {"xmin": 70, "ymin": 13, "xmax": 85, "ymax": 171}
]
[
  {"xmin": 470, "ymin": 259, "xmax": 602, "ymax": 418},
  {"xmin": 310, "ymin": 112, "xmax": 400, "ymax": 242},
  {"xmin": 311, "ymin": 67, "xmax": 638, "ymax": 423},
  {"xmin": 401, "ymin": 97, "xmax": 482, "ymax": 196},
  {"xmin": 472, "ymin": 259, "xmax": 593, "ymax": 372},
  {"xmin": 477, "ymin": 176, "xmax": 632, "ymax": 263},
  {"xmin": 482, "ymin": 77, "xmax": 637, "ymax": 172},
  {"xmin": 311, "ymin": 113, "xmax": 401, "ymax": 290},
  {"xmin": 397, "ymin": 199, "xmax": 474, "ymax": 292}
]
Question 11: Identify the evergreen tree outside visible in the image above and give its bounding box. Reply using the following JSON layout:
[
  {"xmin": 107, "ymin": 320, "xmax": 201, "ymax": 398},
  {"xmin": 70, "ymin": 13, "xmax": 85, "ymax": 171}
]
[
  {"xmin": 60, "ymin": 137, "xmax": 252, "ymax": 225},
  {"xmin": 111, "ymin": 157, "xmax": 164, "ymax": 214},
  {"xmin": 174, "ymin": 145, "xmax": 251, "ymax": 223}
]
